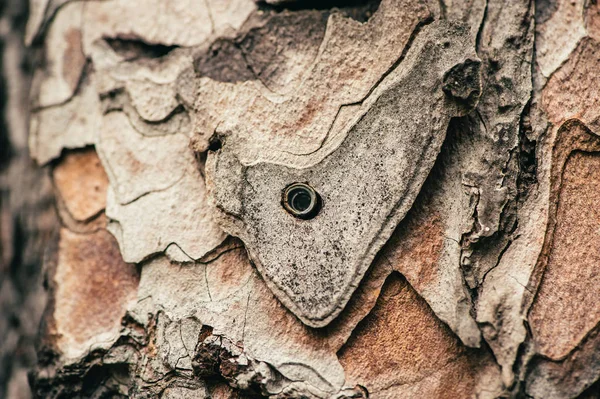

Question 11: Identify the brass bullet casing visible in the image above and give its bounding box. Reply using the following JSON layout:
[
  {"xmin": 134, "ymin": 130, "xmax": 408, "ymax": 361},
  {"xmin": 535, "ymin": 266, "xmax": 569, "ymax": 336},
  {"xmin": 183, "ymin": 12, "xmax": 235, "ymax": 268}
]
[{"xmin": 282, "ymin": 182, "xmax": 320, "ymax": 219}]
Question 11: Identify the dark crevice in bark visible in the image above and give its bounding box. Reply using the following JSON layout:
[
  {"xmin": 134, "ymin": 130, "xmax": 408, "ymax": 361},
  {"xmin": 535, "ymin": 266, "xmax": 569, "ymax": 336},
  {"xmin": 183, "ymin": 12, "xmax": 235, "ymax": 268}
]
[
  {"xmin": 32, "ymin": 351, "xmax": 130, "ymax": 399},
  {"xmin": 193, "ymin": 331, "xmax": 282, "ymax": 398},
  {"xmin": 475, "ymin": 0, "xmax": 489, "ymax": 54},
  {"xmin": 516, "ymin": 100, "xmax": 538, "ymax": 203},
  {"xmin": 512, "ymin": 321, "xmax": 536, "ymax": 398},
  {"xmin": 256, "ymin": 0, "xmax": 381, "ymax": 23},
  {"xmin": 0, "ymin": 38, "xmax": 12, "ymax": 171},
  {"xmin": 194, "ymin": 38, "xmax": 258, "ymax": 83},
  {"xmin": 577, "ymin": 378, "xmax": 600, "ymax": 399},
  {"xmin": 104, "ymin": 38, "xmax": 180, "ymax": 61}
]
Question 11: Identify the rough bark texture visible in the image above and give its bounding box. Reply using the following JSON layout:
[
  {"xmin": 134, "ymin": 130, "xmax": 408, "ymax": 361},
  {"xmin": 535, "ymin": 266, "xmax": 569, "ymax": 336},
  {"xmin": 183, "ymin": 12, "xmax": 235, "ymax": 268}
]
[{"xmin": 2, "ymin": 0, "xmax": 600, "ymax": 398}]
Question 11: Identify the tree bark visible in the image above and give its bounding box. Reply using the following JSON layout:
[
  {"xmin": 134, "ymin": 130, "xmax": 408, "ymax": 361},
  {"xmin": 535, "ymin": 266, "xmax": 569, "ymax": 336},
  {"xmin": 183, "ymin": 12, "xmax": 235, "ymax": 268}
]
[
  {"xmin": 0, "ymin": 0, "xmax": 56, "ymax": 398},
  {"xmin": 2, "ymin": 0, "xmax": 600, "ymax": 398}
]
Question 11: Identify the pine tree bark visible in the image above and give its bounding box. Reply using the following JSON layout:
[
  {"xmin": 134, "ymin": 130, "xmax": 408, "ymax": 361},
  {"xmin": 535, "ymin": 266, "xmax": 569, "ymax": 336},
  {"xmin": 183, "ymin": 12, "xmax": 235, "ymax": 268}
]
[{"xmin": 2, "ymin": 0, "xmax": 600, "ymax": 398}]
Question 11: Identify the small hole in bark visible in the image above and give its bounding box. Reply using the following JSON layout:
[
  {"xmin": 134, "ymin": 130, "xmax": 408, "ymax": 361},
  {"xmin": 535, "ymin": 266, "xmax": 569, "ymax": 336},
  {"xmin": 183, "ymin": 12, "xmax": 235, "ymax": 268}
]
[
  {"xmin": 283, "ymin": 182, "xmax": 321, "ymax": 219},
  {"xmin": 208, "ymin": 137, "xmax": 222, "ymax": 152},
  {"xmin": 81, "ymin": 365, "xmax": 109, "ymax": 394}
]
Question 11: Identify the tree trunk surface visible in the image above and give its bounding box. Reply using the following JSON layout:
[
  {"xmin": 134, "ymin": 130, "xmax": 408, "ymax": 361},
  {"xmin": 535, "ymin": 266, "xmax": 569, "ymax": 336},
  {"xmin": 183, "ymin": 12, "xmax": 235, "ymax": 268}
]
[{"xmin": 2, "ymin": 0, "xmax": 600, "ymax": 398}]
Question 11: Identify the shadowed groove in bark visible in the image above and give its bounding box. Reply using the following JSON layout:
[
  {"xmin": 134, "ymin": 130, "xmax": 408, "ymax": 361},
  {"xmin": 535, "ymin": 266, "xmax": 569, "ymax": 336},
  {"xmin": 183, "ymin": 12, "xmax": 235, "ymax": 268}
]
[
  {"xmin": 0, "ymin": 37, "xmax": 12, "ymax": 171},
  {"xmin": 256, "ymin": 0, "xmax": 382, "ymax": 23},
  {"xmin": 104, "ymin": 38, "xmax": 179, "ymax": 61}
]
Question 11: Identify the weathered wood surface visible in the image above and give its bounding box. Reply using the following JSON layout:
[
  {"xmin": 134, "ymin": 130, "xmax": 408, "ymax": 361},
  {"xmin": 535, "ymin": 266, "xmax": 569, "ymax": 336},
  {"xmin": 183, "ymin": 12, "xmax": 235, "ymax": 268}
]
[{"xmin": 1, "ymin": 0, "xmax": 600, "ymax": 397}]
